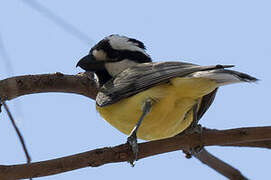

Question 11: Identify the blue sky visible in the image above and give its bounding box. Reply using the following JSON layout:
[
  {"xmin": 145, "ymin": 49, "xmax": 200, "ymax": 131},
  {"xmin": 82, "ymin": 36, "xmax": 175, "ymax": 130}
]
[{"xmin": 0, "ymin": 0, "xmax": 270, "ymax": 179}]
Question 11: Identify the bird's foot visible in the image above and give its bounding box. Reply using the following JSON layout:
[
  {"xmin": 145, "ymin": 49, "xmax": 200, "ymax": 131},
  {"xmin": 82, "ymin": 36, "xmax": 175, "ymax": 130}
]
[
  {"xmin": 127, "ymin": 131, "xmax": 138, "ymax": 166},
  {"xmin": 182, "ymin": 124, "xmax": 204, "ymax": 158}
]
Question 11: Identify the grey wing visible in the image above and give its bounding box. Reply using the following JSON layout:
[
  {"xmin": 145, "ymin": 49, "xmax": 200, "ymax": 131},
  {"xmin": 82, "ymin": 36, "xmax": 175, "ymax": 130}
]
[{"xmin": 96, "ymin": 61, "xmax": 229, "ymax": 107}]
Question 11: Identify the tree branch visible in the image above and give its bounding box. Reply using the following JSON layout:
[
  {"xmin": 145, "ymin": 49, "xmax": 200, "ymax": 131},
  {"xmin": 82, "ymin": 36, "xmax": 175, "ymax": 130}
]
[
  {"xmin": 0, "ymin": 72, "xmax": 98, "ymax": 101},
  {"xmin": 194, "ymin": 148, "xmax": 248, "ymax": 180},
  {"xmin": 223, "ymin": 140, "xmax": 271, "ymax": 149},
  {"xmin": 0, "ymin": 126, "xmax": 271, "ymax": 179}
]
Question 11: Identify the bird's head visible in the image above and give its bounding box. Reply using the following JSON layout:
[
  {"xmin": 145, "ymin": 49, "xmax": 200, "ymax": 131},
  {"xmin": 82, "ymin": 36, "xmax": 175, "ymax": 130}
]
[{"xmin": 76, "ymin": 35, "xmax": 151, "ymax": 84}]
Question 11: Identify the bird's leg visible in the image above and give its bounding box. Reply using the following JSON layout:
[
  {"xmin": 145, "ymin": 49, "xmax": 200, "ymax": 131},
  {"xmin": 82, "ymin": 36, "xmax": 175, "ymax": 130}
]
[
  {"xmin": 191, "ymin": 101, "xmax": 203, "ymax": 154},
  {"xmin": 127, "ymin": 99, "xmax": 153, "ymax": 165},
  {"xmin": 189, "ymin": 100, "xmax": 200, "ymax": 130},
  {"xmin": 182, "ymin": 101, "xmax": 204, "ymax": 158}
]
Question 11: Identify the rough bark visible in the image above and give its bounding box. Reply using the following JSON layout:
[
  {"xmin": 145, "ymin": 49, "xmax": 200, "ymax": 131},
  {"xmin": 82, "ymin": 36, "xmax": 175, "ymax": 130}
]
[{"xmin": 0, "ymin": 72, "xmax": 98, "ymax": 101}]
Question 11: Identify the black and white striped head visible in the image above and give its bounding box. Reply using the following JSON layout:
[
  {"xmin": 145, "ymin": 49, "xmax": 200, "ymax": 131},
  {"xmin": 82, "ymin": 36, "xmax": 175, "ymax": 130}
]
[{"xmin": 77, "ymin": 35, "xmax": 151, "ymax": 84}]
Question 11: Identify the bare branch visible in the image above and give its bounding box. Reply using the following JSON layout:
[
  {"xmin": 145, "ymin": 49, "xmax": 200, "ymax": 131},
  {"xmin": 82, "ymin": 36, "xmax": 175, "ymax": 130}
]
[
  {"xmin": 223, "ymin": 140, "xmax": 271, "ymax": 149},
  {"xmin": 0, "ymin": 126, "xmax": 271, "ymax": 179},
  {"xmin": 194, "ymin": 148, "xmax": 248, "ymax": 180},
  {"xmin": 0, "ymin": 72, "xmax": 98, "ymax": 101}
]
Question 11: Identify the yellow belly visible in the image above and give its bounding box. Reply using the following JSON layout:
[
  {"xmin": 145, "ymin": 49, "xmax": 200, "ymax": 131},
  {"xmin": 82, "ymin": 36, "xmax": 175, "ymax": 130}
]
[{"xmin": 96, "ymin": 77, "xmax": 217, "ymax": 140}]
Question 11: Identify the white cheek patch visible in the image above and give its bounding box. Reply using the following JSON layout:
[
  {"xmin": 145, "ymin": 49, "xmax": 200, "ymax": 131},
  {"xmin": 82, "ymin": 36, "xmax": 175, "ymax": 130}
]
[
  {"xmin": 105, "ymin": 59, "xmax": 139, "ymax": 76},
  {"xmin": 92, "ymin": 49, "xmax": 107, "ymax": 61}
]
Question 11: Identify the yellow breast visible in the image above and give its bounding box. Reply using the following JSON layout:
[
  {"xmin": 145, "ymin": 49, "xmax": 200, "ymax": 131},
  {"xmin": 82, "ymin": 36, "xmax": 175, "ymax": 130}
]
[{"xmin": 96, "ymin": 77, "xmax": 217, "ymax": 140}]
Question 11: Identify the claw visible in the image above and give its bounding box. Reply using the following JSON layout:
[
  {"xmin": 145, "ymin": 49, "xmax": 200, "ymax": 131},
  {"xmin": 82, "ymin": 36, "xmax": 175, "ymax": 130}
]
[
  {"xmin": 182, "ymin": 124, "xmax": 204, "ymax": 158},
  {"xmin": 190, "ymin": 125, "xmax": 204, "ymax": 155},
  {"xmin": 193, "ymin": 145, "xmax": 203, "ymax": 154},
  {"xmin": 127, "ymin": 131, "xmax": 138, "ymax": 165}
]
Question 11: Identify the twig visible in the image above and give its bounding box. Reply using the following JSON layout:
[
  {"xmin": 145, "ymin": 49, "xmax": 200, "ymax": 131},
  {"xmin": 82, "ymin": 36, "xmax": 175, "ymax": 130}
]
[
  {"xmin": 194, "ymin": 148, "xmax": 248, "ymax": 180},
  {"xmin": 21, "ymin": 0, "xmax": 92, "ymax": 45},
  {"xmin": 2, "ymin": 102, "xmax": 32, "ymax": 169}
]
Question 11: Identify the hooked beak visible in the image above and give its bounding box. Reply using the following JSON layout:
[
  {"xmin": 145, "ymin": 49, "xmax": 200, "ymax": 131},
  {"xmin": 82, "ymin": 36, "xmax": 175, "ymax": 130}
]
[{"xmin": 76, "ymin": 54, "xmax": 104, "ymax": 71}]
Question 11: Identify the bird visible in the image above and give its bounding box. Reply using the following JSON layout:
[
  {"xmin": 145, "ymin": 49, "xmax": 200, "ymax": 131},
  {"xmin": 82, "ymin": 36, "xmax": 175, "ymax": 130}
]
[{"xmin": 76, "ymin": 34, "xmax": 258, "ymax": 162}]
